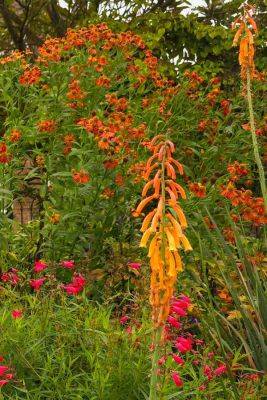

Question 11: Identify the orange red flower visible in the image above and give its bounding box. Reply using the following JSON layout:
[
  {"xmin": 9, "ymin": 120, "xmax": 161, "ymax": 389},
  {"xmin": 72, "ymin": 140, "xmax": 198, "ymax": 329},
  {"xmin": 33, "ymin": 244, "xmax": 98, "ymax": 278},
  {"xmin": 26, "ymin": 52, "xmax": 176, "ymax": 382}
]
[
  {"xmin": 72, "ymin": 170, "xmax": 90, "ymax": 184},
  {"xmin": 19, "ymin": 66, "xmax": 41, "ymax": 85}
]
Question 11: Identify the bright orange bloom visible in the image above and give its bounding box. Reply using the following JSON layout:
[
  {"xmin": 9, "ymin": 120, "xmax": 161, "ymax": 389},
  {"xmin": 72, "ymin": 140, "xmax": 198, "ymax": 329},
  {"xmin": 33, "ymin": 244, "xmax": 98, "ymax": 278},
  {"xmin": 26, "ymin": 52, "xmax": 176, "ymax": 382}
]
[
  {"xmin": 72, "ymin": 170, "xmax": 90, "ymax": 184},
  {"xmin": 189, "ymin": 182, "xmax": 206, "ymax": 198},
  {"xmin": 38, "ymin": 120, "xmax": 56, "ymax": 133},
  {"xmin": 134, "ymin": 135, "xmax": 191, "ymax": 327},
  {"xmin": 19, "ymin": 67, "xmax": 41, "ymax": 85},
  {"xmin": 9, "ymin": 129, "xmax": 21, "ymax": 142},
  {"xmin": 232, "ymin": 4, "xmax": 257, "ymax": 80}
]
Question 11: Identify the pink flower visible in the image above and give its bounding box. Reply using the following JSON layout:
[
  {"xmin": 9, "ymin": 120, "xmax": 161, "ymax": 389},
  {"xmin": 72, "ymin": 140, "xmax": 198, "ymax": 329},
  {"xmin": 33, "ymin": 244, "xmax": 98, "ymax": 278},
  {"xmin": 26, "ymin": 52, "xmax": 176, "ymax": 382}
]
[
  {"xmin": 34, "ymin": 260, "xmax": 47, "ymax": 273},
  {"xmin": 62, "ymin": 273, "xmax": 85, "ymax": 295},
  {"xmin": 120, "ymin": 315, "xmax": 129, "ymax": 325},
  {"xmin": 172, "ymin": 300, "xmax": 190, "ymax": 310},
  {"xmin": 171, "ymin": 372, "xmax": 183, "ymax": 387},
  {"xmin": 180, "ymin": 294, "xmax": 191, "ymax": 304},
  {"xmin": 5, "ymin": 374, "xmax": 13, "ymax": 380},
  {"xmin": 30, "ymin": 277, "xmax": 46, "ymax": 291},
  {"xmin": 172, "ymin": 354, "xmax": 184, "ymax": 365},
  {"xmin": 0, "ymin": 366, "xmax": 9, "ymax": 376},
  {"xmin": 11, "ymin": 309, "xmax": 23, "ymax": 319},
  {"xmin": 175, "ymin": 337, "xmax": 192, "ymax": 354},
  {"xmin": 203, "ymin": 365, "xmax": 213, "ymax": 380},
  {"xmin": 1, "ymin": 268, "xmax": 19, "ymax": 285},
  {"xmin": 0, "ymin": 380, "xmax": 9, "ymax": 387},
  {"xmin": 214, "ymin": 364, "xmax": 227, "ymax": 376},
  {"xmin": 198, "ymin": 384, "xmax": 206, "ymax": 391},
  {"xmin": 158, "ymin": 356, "xmax": 167, "ymax": 366},
  {"xmin": 63, "ymin": 284, "xmax": 81, "ymax": 295},
  {"xmin": 125, "ymin": 326, "xmax": 132, "ymax": 334},
  {"xmin": 128, "ymin": 262, "xmax": 141, "ymax": 271},
  {"xmin": 171, "ymin": 305, "xmax": 187, "ymax": 317},
  {"xmin": 72, "ymin": 273, "xmax": 85, "ymax": 288},
  {"xmin": 167, "ymin": 316, "xmax": 181, "ymax": 329},
  {"xmin": 61, "ymin": 260, "xmax": 75, "ymax": 269}
]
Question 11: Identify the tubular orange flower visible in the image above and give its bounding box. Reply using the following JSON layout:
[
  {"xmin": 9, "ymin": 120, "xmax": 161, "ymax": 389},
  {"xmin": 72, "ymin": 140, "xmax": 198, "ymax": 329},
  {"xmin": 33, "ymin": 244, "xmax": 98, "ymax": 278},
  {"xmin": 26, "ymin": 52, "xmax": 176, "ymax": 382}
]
[
  {"xmin": 232, "ymin": 4, "xmax": 257, "ymax": 80},
  {"xmin": 134, "ymin": 135, "xmax": 191, "ymax": 328}
]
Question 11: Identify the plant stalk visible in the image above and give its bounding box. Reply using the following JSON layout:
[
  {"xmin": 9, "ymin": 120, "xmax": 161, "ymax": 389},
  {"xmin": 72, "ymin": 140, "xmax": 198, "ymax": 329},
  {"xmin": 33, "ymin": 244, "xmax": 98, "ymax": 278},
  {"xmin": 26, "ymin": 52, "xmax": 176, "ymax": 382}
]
[
  {"xmin": 246, "ymin": 68, "xmax": 267, "ymax": 211},
  {"xmin": 149, "ymin": 325, "xmax": 163, "ymax": 400}
]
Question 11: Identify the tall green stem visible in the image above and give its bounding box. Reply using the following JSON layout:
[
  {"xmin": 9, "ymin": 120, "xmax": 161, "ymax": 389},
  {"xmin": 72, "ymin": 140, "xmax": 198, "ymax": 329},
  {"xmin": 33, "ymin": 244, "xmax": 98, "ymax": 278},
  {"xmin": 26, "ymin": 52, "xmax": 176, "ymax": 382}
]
[
  {"xmin": 149, "ymin": 326, "xmax": 163, "ymax": 400},
  {"xmin": 246, "ymin": 68, "xmax": 267, "ymax": 211}
]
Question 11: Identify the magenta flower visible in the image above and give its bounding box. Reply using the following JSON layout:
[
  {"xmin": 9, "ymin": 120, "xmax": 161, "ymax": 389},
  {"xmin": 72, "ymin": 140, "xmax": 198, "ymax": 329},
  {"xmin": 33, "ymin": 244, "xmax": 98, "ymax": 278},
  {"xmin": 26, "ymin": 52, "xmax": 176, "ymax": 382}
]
[
  {"xmin": 175, "ymin": 337, "xmax": 192, "ymax": 354},
  {"xmin": 62, "ymin": 284, "xmax": 81, "ymax": 295},
  {"xmin": 30, "ymin": 277, "xmax": 46, "ymax": 291},
  {"xmin": 171, "ymin": 305, "xmax": 187, "ymax": 317},
  {"xmin": 167, "ymin": 316, "xmax": 181, "ymax": 329},
  {"xmin": 0, "ymin": 380, "xmax": 9, "ymax": 387},
  {"xmin": 72, "ymin": 273, "xmax": 85, "ymax": 288},
  {"xmin": 0, "ymin": 366, "xmax": 9, "ymax": 376},
  {"xmin": 128, "ymin": 262, "xmax": 141, "ymax": 271},
  {"xmin": 120, "ymin": 315, "xmax": 129, "ymax": 325},
  {"xmin": 203, "ymin": 365, "xmax": 213, "ymax": 380},
  {"xmin": 214, "ymin": 364, "xmax": 227, "ymax": 376},
  {"xmin": 62, "ymin": 273, "xmax": 86, "ymax": 295},
  {"xmin": 1, "ymin": 268, "xmax": 20, "ymax": 285},
  {"xmin": 61, "ymin": 260, "xmax": 75, "ymax": 269},
  {"xmin": 172, "ymin": 354, "xmax": 184, "ymax": 365},
  {"xmin": 11, "ymin": 309, "xmax": 23, "ymax": 319},
  {"xmin": 34, "ymin": 260, "xmax": 47, "ymax": 273},
  {"xmin": 171, "ymin": 372, "xmax": 183, "ymax": 387}
]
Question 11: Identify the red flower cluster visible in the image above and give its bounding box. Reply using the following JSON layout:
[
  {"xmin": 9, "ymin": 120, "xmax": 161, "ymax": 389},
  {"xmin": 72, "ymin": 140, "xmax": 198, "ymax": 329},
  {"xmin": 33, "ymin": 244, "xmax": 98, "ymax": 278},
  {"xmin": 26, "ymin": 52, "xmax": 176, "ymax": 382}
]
[
  {"xmin": 220, "ymin": 99, "xmax": 231, "ymax": 116},
  {"xmin": 67, "ymin": 79, "xmax": 85, "ymax": 108},
  {"xmin": 37, "ymin": 119, "xmax": 56, "ymax": 133},
  {"xmin": 227, "ymin": 161, "xmax": 248, "ymax": 181},
  {"xmin": 63, "ymin": 134, "xmax": 75, "ymax": 155},
  {"xmin": 19, "ymin": 66, "xmax": 41, "ymax": 85},
  {"xmin": 9, "ymin": 129, "xmax": 22, "ymax": 143},
  {"xmin": 189, "ymin": 182, "xmax": 206, "ymax": 198},
  {"xmin": 72, "ymin": 170, "xmax": 90, "ymax": 184},
  {"xmin": 0, "ymin": 359, "xmax": 14, "ymax": 387},
  {"xmin": 221, "ymin": 182, "xmax": 266, "ymax": 225},
  {"xmin": 1, "ymin": 268, "xmax": 19, "ymax": 285},
  {"xmin": 0, "ymin": 142, "xmax": 9, "ymax": 163},
  {"xmin": 62, "ymin": 273, "xmax": 86, "ymax": 295}
]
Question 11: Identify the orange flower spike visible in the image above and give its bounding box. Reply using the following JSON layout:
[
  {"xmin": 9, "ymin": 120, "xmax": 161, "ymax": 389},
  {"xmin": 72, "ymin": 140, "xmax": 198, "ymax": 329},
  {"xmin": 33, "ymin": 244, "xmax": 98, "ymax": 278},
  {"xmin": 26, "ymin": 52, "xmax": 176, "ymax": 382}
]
[
  {"xmin": 173, "ymin": 251, "xmax": 183, "ymax": 272},
  {"xmin": 135, "ymin": 194, "xmax": 157, "ymax": 216},
  {"xmin": 150, "ymin": 134, "xmax": 165, "ymax": 146},
  {"xmin": 165, "ymin": 228, "xmax": 177, "ymax": 251},
  {"xmin": 168, "ymin": 200, "xmax": 188, "ymax": 228},
  {"xmin": 233, "ymin": 22, "xmax": 245, "ymax": 46},
  {"xmin": 144, "ymin": 163, "xmax": 159, "ymax": 180},
  {"xmin": 167, "ymin": 213, "xmax": 183, "ymax": 237},
  {"xmin": 141, "ymin": 209, "xmax": 156, "ymax": 232},
  {"xmin": 180, "ymin": 234, "xmax": 193, "ymax": 251},
  {"xmin": 166, "ymin": 187, "xmax": 177, "ymax": 202},
  {"xmin": 169, "ymin": 158, "xmax": 184, "ymax": 175},
  {"xmin": 142, "ymin": 179, "xmax": 154, "ymax": 197},
  {"xmin": 165, "ymin": 161, "xmax": 176, "ymax": 180},
  {"xmin": 140, "ymin": 227, "xmax": 154, "ymax": 248},
  {"xmin": 153, "ymin": 171, "xmax": 161, "ymax": 197},
  {"xmin": 165, "ymin": 140, "xmax": 175, "ymax": 153},
  {"xmin": 158, "ymin": 144, "xmax": 165, "ymax": 161},
  {"xmin": 167, "ymin": 181, "xmax": 186, "ymax": 199},
  {"xmin": 146, "ymin": 153, "xmax": 159, "ymax": 170}
]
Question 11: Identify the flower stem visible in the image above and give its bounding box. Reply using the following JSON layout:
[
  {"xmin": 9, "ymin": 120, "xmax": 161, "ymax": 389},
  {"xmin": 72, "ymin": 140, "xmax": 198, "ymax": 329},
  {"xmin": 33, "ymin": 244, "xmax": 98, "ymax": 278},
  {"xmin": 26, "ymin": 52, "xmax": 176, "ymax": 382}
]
[
  {"xmin": 246, "ymin": 68, "xmax": 267, "ymax": 211},
  {"xmin": 149, "ymin": 325, "xmax": 162, "ymax": 400}
]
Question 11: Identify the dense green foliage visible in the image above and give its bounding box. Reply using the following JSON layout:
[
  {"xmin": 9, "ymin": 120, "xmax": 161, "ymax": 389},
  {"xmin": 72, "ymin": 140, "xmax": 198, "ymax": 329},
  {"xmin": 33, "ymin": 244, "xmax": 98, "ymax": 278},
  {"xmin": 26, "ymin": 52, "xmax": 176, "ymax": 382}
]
[{"xmin": 0, "ymin": 3, "xmax": 266, "ymax": 399}]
